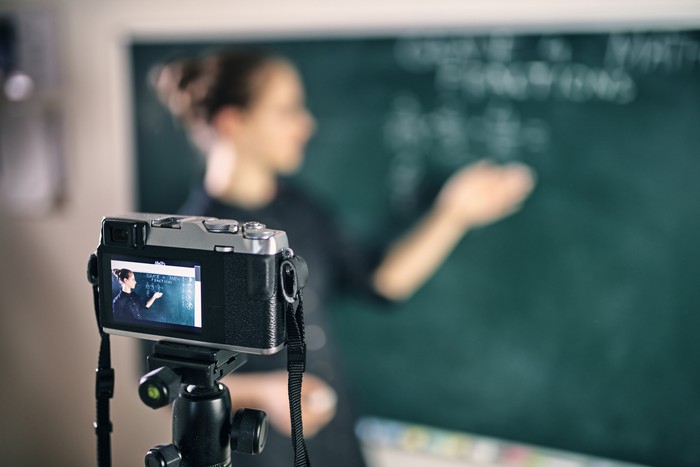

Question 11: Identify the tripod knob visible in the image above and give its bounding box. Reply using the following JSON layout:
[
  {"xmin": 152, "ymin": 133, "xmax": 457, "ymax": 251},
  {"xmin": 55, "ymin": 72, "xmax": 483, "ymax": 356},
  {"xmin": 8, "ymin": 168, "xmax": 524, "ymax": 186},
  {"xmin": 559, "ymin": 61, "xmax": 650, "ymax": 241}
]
[
  {"xmin": 145, "ymin": 443, "xmax": 181, "ymax": 467},
  {"xmin": 139, "ymin": 366, "xmax": 181, "ymax": 409},
  {"xmin": 231, "ymin": 408, "xmax": 268, "ymax": 455}
]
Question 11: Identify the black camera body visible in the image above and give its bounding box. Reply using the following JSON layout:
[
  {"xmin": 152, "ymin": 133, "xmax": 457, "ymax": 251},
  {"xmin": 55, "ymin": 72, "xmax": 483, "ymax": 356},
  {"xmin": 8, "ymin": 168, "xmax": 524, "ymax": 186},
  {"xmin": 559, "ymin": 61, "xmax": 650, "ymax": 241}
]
[{"xmin": 97, "ymin": 214, "xmax": 300, "ymax": 355}]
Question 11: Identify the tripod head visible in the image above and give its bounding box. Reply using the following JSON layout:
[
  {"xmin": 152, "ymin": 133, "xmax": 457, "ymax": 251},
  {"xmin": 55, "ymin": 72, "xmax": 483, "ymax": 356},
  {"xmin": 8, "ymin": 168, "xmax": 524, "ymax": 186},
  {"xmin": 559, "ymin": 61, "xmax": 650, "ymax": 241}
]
[{"xmin": 141, "ymin": 341, "xmax": 268, "ymax": 467}]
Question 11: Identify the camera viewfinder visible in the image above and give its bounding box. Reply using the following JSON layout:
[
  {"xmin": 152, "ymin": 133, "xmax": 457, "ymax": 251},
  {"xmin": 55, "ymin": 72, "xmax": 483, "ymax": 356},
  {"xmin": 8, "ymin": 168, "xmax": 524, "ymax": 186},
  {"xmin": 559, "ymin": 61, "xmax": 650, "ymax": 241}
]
[{"xmin": 103, "ymin": 219, "xmax": 147, "ymax": 248}]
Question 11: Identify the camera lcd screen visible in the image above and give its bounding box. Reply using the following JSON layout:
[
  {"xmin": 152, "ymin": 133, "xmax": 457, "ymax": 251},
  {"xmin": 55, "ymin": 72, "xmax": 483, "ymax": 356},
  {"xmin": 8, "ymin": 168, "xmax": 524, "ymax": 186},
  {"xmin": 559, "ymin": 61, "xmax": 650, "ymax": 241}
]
[{"xmin": 109, "ymin": 257, "xmax": 202, "ymax": 331}]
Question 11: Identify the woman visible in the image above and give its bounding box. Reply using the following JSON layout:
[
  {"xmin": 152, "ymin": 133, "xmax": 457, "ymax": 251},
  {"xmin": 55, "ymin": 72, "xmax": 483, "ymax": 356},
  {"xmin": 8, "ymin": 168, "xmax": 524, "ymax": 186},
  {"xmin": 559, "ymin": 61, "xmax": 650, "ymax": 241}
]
[
  {"xmin": 112, "ymin": 268, "xmax": 163, "ymax": 323},
  {"xmin": 152, "ymin": 49, "xmax": 535, "ymax": 466}
]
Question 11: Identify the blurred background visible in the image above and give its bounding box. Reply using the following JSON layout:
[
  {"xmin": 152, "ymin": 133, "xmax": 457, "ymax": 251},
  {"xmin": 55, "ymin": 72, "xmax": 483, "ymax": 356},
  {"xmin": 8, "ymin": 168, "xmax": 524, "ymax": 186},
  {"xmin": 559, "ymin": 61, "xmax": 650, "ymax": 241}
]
[{"xmin": 1, "ymin": 1, "xmax": 699, "ymax": 466}]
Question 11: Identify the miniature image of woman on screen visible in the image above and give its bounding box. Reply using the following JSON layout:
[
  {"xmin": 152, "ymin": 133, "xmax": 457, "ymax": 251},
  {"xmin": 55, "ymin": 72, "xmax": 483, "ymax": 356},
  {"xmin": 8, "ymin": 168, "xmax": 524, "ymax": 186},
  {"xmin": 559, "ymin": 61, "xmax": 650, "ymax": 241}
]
[{"xmin": 112, "ymin": 268, "xmax": 164, "ymax": 323}]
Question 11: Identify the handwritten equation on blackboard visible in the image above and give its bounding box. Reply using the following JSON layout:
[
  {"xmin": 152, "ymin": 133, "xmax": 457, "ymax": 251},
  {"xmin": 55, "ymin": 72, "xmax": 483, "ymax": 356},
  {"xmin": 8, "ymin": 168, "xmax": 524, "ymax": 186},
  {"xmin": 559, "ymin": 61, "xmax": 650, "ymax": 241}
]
[
  {"xmin": 384, "ymin": 32, "xmax": 700, "ymax": 213},
  {"xmin": 142, "ymin": 273, "xmax": 196, "ymax": 325}
]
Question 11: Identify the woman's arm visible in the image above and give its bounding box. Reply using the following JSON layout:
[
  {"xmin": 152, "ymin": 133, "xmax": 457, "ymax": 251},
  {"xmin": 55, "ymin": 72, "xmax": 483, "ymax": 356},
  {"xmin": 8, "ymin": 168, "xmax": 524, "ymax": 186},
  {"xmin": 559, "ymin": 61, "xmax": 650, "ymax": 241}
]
[
  {"xmin": 372, "ymin": 161, "xmax": 535, "ymax": 301},
  {"xmin": 145, "ymin": 292, "xmax": 164, "ymax": 308}
]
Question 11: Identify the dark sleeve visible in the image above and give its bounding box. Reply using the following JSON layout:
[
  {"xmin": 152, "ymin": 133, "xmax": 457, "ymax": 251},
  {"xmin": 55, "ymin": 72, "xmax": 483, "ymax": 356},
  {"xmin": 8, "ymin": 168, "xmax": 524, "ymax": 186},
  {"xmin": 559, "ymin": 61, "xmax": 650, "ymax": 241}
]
[
  {"xmin": 312, "ymin": 203, "xmax": 392, "ymax": 305},
  {"xmin": 330, "ymin": 224, "xmax": 376, "ymax": 294},
  {"xmin": 113, "ymin": 294, "xmax": 140, "ymax": 322},
  {"xmin": 130, "ymin": 293, "xmax": 144, "ymax": 320},
  {"xmin": 112, "ymin": 295, "xmax": 124, "ymax": 321},
  {"xmin": 177, "ymin": 187, "xmax": 210, "ymax": 216}
]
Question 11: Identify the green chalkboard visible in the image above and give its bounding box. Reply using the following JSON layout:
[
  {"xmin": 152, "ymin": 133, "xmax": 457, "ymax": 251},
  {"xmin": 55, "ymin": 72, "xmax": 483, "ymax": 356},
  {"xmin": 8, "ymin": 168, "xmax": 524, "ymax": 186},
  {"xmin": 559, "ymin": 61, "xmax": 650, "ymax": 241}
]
[{"xmin": 131, "ymin": 30, "xmax": 700, "ymax": 467}]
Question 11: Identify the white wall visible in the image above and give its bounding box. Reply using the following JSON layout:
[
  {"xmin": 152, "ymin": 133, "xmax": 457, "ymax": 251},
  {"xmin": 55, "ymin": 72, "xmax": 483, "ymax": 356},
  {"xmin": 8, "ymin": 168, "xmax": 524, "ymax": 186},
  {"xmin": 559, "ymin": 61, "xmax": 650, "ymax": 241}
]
[{"xmin": 0, "ymin": 1, "xmax": 698, "ymax": 465}]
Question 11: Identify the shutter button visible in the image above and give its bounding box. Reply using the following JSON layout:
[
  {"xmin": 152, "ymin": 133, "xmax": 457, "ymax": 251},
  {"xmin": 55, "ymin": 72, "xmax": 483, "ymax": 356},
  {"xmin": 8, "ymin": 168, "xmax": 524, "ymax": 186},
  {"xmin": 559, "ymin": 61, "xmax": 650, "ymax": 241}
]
[
  {"xmin": 242, "ymin": 221, "xmax": 265, "ymax": 231},
  {"xmin": 241, "ymin": 221, "xmax": 273, "ymax": 239},
  {"xmin": 243, "ymin": 229, "xmax": 275, "ymax": 240}
]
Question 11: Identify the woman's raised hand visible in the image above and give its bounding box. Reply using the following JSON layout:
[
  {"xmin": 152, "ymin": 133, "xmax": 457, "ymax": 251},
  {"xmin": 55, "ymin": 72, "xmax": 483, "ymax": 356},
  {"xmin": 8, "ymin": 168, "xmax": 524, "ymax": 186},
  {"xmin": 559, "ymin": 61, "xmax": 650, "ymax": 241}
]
[{"xmin": 436, "ymin": 160, "xmax": 536, "ymax": 229}]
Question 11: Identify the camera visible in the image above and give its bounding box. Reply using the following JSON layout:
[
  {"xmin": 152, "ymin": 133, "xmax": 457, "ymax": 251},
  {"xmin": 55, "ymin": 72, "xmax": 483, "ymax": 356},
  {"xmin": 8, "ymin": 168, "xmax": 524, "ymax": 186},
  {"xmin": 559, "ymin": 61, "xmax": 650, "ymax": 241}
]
[{"xmin": 96, "ymin": 213, "xmax": 304, "ymax": 355}]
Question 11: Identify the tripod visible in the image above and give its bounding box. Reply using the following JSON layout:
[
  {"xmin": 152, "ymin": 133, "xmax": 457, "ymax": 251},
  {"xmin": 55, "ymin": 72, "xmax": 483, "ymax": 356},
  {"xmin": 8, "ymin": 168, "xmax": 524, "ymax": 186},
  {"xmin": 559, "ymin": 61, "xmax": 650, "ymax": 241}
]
[{"xmin": 140, "ymin": 341, "xmax": 268, "ymax": 467}]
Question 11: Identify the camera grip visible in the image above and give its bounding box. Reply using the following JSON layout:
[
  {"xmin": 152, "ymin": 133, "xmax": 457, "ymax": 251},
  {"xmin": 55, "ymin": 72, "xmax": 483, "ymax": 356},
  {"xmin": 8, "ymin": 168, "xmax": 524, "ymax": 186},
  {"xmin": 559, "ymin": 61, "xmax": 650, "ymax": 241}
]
[{"xmin": 222, "ymin": 254, "xmax": 286, "ymax": 353}]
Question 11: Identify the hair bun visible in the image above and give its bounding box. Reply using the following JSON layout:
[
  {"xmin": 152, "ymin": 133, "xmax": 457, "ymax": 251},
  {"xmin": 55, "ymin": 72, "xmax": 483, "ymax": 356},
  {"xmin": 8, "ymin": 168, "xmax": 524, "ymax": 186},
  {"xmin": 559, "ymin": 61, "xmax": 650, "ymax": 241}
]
[{"xmin": 150, "ymin": 57, "xmax": 204, "ymax": 121}]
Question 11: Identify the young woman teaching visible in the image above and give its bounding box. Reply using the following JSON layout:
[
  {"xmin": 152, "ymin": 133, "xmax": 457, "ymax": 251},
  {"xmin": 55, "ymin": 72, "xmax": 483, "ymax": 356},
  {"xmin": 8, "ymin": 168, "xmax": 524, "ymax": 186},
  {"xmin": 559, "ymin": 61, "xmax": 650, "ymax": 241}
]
[
  {"xmin": 112, "ymin": 268, "xmax": 163, "ymax": 323},
  {"xmin": 151, "ymin": 49, "xmax": 535, "ymax": 466}
]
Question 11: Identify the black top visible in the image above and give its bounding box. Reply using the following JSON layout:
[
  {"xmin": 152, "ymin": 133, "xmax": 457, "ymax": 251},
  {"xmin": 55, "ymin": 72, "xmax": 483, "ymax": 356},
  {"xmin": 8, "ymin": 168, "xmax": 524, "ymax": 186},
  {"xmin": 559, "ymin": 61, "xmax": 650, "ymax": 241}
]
[
  {"xmin": 180, "ymin": 183, "xmax": 374, "ymax": 467},
  {"xmin": 112, "ymin": 290, "xmax": 144, "ymax": 323}
]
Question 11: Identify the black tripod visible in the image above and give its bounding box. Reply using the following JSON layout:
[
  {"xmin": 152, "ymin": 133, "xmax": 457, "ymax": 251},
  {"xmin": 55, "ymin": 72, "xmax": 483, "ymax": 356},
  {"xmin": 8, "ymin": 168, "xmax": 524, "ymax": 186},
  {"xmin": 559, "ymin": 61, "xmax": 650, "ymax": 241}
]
[{"xmin": 140, "ymin": 341, "xmax": 268, "ymax": 467}]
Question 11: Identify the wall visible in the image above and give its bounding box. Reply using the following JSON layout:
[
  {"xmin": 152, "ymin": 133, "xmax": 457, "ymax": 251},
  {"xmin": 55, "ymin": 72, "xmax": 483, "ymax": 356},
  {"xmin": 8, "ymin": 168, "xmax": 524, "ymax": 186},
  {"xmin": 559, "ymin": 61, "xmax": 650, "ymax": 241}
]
[{"xmin": 0, "ymin": 1, "xmax": 698, "ymax": 466}]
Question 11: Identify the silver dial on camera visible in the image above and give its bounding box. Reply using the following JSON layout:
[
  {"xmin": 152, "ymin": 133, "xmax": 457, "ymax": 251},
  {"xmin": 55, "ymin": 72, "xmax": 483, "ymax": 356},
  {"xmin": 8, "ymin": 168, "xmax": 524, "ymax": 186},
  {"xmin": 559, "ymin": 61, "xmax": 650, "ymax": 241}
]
[
  {"xmin": 152, "ymin": 216, "xmax": 186, "ymax": 229},
  {"xmin": 242, "ymin": 221, "xmax": 266, "ymax": 230},
  {"xmin": 243, "ymin": 229, "xmax": 276, "ymax": 240},
  {"xmin": 241, "ymin": 222, "xmax": 270, "ymax": 239},
  {"xmin": 203, "ymin": 219, "xmax": 239, "ymax": 233}
]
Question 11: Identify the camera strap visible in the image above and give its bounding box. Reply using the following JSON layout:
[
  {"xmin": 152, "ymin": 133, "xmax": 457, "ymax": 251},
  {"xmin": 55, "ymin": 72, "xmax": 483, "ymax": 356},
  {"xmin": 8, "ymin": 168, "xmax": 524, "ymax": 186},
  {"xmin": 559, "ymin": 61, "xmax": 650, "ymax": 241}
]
[
  {"xmin": 286, "ymin": 292, "xmax": 311, "ymax": 467},
  {"xmin": 281, "ymin": 253, "xmax": 311, "ymax": 466},
  {"xmin": 87, "ymin": 254, "xmax": 115, "ymax": 467}
]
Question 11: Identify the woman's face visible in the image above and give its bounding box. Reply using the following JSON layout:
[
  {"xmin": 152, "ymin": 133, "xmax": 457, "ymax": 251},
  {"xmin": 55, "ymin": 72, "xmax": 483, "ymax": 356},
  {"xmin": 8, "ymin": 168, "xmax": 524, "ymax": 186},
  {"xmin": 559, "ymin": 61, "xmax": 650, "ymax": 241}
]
[
  {"xmin": 229, "ymin": 62, "xmax": 315, "ymax": 174},
  {"xmin": 122, "ymin": 273, "xmax": 136, "ymax": 289}
]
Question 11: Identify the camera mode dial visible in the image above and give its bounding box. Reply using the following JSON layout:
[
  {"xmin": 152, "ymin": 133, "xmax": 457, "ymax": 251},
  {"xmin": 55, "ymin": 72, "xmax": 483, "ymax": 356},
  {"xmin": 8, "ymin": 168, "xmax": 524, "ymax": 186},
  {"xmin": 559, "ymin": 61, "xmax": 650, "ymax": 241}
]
[
  {"xmin": 152, "ymin": 216, "xmax": 186, "ymax": 229},
  {"xmin": 203, "ymin": 219, "xmax": 239, "ymax": 233}
]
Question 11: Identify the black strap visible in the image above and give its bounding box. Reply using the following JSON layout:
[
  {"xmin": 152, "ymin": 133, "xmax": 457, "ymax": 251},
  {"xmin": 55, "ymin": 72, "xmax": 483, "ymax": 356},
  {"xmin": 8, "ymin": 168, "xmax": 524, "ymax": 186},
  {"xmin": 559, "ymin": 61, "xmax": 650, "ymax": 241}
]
[
  {"xmin": 88, "ymin": 254, "xmax": 114, "ymax": 467},
  {"xmin": 286, "ymin": 291, "xmax": 311, "ymax": 467}
]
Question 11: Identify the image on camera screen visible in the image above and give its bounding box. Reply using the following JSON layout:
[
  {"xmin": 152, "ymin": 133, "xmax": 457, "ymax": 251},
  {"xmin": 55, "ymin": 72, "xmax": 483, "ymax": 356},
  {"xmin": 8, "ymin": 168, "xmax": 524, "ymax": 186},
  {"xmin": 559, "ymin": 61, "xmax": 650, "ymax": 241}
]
[{"xmin": 110, "ymin": 258, "xmax": 202, "ymax": 330}]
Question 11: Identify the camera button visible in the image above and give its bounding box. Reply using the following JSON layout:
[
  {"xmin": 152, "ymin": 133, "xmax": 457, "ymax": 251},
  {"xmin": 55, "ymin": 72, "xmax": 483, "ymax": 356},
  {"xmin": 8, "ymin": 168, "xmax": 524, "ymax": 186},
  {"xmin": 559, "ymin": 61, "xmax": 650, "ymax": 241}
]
[
  {"xmin": 204, "ymin": 219, "xmax": 239, "ymax": 233},
  {"xmin": 243, "ymin": 229, "xmax": 275, "ymax": 240},
  {"xmin": 243, "ymin": 221, "xmax": 266, "ymax": 231},
  {"xmin": 214, "ymin": 246, "xmax": 234, "ymax": 253},
  {"xmin": 152, "ymin": 216, "xmax": 185, "ymax": 228}
]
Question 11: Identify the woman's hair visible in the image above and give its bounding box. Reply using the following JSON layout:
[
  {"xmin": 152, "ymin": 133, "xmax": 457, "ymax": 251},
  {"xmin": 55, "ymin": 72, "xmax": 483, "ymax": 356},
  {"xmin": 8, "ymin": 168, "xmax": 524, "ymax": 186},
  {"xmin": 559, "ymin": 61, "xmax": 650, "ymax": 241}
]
[
  {"xmin": 112, "ymin": 268, "xmax": 132, "ymax": 282},
  {"xmin": 151, "ymin": 49, "xmax": 279, "ymax": 125}
]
